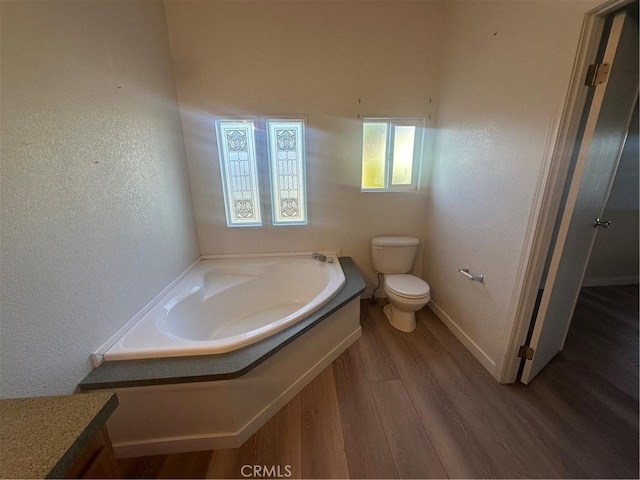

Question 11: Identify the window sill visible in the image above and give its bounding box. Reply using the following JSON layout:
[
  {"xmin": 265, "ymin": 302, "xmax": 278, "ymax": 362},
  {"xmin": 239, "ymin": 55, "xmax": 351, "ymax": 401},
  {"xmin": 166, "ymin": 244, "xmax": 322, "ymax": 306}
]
[{"xmin": 360, "ymin": 188, "xmax": 419, "ymax": 193}]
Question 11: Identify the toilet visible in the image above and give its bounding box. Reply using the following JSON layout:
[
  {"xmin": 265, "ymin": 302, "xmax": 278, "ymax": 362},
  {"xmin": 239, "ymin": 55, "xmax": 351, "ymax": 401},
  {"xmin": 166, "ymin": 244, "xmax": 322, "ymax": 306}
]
[{"xmin": 371, "ymin": 236, "xmax": 430, "ymax": 332}]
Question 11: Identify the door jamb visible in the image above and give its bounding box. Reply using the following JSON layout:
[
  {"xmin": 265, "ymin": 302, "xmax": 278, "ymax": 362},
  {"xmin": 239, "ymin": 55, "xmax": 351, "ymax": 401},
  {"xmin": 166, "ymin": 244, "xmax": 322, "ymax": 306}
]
[{"xmin": 497, "ymin": 0, "xmax": 635, "ymax": 384}]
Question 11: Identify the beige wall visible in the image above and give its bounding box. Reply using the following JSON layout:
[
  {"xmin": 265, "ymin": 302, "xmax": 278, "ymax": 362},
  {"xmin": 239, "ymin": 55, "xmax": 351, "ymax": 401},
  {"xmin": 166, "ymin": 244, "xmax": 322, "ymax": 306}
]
[
  {"xmin": 0, "ymin": 0, "xmax": 614, "ymax": 397},
  {"xmin": 164, "ymin": 0, "xmax": 444, "ymax": 286},
  {"xmin": 0, "ymin": 0, "xmax": 199, "ymax": 397},
  {"xmin": 421, "ymin": 0, "xmax": 601, "ymax": 376}
]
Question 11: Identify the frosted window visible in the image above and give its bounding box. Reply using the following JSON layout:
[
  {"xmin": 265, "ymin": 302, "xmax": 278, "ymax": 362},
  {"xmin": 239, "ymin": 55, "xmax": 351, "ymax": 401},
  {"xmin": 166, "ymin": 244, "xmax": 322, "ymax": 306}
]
[
  {"xmin": 362, "ymin": 123, "xmax": 388, "ymax": 189},
  {"xmin": 267, "ymin": 119, "xmax": 307, "ymax": 225},
  {"xmin": 216, "ymin": 120, "xmax": 262, "ymax": 227},
  {"xmin": 361, "ymin": 119, "xmax": 423, "ymax": 191},
  {"xmin": 391, "ymin": 126, "xmax": 416, "ymax": 185}
]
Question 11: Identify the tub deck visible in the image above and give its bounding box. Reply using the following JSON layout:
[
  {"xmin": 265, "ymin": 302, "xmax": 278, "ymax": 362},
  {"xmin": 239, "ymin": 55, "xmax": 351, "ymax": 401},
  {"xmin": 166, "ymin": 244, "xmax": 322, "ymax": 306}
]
[{"xmin": 78, "ymin": 258, "xmax": 364, "ymax": 392}]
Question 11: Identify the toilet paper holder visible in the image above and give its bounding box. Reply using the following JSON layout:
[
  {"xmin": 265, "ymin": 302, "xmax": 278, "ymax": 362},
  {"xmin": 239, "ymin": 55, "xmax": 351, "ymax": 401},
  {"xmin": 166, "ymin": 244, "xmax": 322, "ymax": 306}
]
[{"xmin": 458, "ymin": 267, "xmax": 484, "ymax": 283}]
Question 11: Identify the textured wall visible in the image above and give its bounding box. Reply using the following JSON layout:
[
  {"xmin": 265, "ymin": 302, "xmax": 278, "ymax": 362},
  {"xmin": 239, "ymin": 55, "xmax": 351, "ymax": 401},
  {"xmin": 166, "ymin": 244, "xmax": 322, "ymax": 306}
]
[
  {"xmin": 0, "ymin": 0, "xmax": 199, "ymax": 397},
  {"xmin": 421, "ymin": 0, "xmax": 601, "ymax": 376},
  {"xmin": 164, "ymin": 0, "xmax": 444, "ymax": 286}
]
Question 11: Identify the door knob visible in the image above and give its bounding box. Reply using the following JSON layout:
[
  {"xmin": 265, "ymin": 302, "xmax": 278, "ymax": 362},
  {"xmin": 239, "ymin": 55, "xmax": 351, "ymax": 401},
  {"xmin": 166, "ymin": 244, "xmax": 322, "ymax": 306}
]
[{"xmin": 594, "ymin": 217, "xmax": 612, "ymax": 228}]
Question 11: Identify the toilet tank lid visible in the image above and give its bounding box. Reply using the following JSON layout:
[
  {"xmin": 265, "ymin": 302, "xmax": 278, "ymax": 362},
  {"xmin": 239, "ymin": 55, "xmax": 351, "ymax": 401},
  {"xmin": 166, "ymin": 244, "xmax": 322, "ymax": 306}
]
[{"xmin": 371, "ymin": 236, "xmax": 419, "ymax": 247}]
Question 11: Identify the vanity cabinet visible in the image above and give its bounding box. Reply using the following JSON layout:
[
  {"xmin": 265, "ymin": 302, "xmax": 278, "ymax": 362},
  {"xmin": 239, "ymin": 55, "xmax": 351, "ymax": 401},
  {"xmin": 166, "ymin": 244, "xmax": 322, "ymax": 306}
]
[{"xmin": 64, "ymin": 426, "xmax": 121, "ymax": 478}]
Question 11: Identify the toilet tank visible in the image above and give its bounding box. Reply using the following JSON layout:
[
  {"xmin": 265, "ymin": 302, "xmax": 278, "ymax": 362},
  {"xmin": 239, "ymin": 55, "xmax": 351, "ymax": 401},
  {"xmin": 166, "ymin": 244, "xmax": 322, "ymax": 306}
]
[{"xmin": 371, "ymin": 236, "xmax": 420, "ymax": 274}]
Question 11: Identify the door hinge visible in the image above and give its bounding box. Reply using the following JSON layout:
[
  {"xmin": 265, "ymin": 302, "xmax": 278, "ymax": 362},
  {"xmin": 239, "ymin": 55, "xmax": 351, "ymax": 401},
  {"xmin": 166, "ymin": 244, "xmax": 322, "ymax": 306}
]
[
  {"xmin": 518, "ymin": 345, "xmax": 535, "ymax": 360},
  {"xmin": 585, "ymin": 63, "xmax": 610, "ymax": 87}
]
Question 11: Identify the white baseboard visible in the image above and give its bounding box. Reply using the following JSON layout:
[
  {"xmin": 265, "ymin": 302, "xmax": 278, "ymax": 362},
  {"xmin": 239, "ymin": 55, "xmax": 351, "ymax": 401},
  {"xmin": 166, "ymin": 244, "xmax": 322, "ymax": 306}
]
[
  {"xmin": 109, "ymin": 300, "xmax": 361, "ymax": 458},
  {"xmin": 427, "ymin": 301, "xmax": 498, "ymax": 380},
  {"xmin": 582, "ymin": 276, "xmax": 639, "ymax": 287}
]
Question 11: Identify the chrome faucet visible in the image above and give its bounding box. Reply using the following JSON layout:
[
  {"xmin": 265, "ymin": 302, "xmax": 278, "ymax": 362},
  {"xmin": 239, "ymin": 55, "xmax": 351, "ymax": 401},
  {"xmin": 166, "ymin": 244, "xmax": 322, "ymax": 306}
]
[{"xmin": 312, "ymin": 252, "xmax": 328, "ymax": 262}]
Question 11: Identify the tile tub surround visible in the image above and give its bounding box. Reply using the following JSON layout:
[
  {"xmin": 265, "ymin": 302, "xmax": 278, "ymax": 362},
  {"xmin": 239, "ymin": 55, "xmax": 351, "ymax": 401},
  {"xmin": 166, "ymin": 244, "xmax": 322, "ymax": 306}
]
[
  {"xmin": 79, "ymin": 257, "xmax": 365, "ymax": 391},
  {"xmin": 0, "ymin": 392, "xmax": 118, "ymax": 479}
]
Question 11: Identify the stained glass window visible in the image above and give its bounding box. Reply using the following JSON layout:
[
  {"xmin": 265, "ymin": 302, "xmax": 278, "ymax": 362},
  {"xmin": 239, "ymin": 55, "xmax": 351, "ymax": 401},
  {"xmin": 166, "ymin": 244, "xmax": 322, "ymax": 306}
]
[
  {"xmin": 215, "ymin": 120, "xmax": 262, "ymax": 227},
  {"xmin": 267, "ymin": 119, "xmax": 307, "ymax": 225}
]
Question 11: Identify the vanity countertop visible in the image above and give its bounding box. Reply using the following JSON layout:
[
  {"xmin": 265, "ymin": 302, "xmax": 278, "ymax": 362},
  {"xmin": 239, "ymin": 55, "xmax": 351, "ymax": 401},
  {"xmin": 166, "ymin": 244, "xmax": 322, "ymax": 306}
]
[{"xmin": 0, "ymin": 391, "xmax": 118, "ymax": 479}]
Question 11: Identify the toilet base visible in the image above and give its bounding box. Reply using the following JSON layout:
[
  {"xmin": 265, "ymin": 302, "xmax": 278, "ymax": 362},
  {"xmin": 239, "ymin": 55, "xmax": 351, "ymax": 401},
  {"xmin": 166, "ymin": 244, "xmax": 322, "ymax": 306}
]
[{"xmin": 383, "ymin": 303, "xmax": 416, "ymax": 332}]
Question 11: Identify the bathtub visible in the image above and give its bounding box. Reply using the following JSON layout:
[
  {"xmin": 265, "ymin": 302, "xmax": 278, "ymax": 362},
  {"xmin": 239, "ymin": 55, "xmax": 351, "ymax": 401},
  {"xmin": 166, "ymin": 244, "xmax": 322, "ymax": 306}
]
[{"xmin": 102, "ymin": 254, "xmax": 346, "ymax": 361}]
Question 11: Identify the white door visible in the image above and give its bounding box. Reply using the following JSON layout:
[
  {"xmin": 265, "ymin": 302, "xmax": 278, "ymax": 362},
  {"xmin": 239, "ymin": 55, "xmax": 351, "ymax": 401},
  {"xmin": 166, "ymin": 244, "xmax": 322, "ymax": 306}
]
[{"xmin": 521, "ymin": 11, "xmax": 639, "ymax": 384}]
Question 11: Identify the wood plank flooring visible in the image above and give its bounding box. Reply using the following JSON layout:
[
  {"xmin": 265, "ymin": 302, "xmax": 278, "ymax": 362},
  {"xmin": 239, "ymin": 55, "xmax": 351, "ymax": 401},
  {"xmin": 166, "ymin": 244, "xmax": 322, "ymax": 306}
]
[{"xmin": 119, "ymin": 287, "xmax": 639, "ymax": 479}]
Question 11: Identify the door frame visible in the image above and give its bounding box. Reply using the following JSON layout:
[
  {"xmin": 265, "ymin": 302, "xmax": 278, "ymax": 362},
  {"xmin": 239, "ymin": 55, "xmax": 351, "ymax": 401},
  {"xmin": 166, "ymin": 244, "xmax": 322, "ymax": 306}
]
[{"xmin": 497, "ymin": 0, "xmax": 637, "ymax": 384}]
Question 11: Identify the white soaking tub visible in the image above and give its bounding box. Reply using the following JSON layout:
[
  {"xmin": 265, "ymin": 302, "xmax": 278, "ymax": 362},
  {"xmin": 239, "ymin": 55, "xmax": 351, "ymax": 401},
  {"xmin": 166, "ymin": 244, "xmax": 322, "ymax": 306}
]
[{"xmin": 102, "ymin": 254, "xmax": 345, "ymax": 361}]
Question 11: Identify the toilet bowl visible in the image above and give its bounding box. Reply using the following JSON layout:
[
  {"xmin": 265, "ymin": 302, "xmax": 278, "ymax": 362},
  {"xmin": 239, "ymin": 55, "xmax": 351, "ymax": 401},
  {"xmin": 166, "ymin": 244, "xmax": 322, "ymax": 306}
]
[
  {"xmin": 383, "ymin": 273, "xmax": 430, "ymax": 332},
  {"xmin": 371, "ymin": 236, "xmax": 431, "ymax": 333}
]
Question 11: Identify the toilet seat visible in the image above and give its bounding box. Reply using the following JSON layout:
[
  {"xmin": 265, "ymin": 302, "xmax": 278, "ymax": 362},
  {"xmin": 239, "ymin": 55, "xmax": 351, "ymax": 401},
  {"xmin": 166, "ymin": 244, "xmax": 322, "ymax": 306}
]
[{"xmin": 385, "ymin": 274, "xmax": 430, "ymax": 299}]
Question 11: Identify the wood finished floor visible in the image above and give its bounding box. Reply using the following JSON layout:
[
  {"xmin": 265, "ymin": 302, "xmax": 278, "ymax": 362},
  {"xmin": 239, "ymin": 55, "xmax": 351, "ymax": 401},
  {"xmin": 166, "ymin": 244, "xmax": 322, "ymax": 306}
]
[{"xmin": 119, "ymin": 286, "xmax": 639, "ymax": 479}]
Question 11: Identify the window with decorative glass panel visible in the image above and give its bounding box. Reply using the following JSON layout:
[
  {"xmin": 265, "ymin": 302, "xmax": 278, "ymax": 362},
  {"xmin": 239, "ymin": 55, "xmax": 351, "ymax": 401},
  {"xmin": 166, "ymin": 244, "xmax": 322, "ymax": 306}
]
[
  {"xmin": 361, "ymin": 119, "xmax": 424, "ymax": 191},
  {"xmin": 266, "ymin": 119, "xmax": 307, "ymax": 226},
  {"xmin": 215, "ymin": 119, "xmax": 262, "ymax": 227},
  {"xmin": 215, "ymin": 118, "xmax": 307, "ymax": 227}
]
